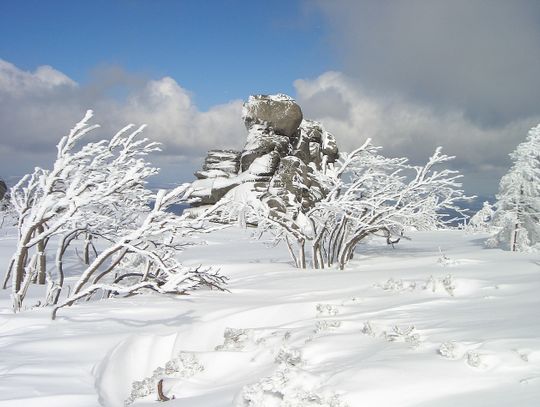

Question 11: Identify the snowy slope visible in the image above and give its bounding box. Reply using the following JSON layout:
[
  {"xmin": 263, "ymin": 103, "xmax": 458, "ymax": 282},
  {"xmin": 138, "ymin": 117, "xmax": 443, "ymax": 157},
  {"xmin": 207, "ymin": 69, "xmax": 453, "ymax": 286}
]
[{"xmin": 0, "ymin": 227, "xmax": 539, "ymax": 406}]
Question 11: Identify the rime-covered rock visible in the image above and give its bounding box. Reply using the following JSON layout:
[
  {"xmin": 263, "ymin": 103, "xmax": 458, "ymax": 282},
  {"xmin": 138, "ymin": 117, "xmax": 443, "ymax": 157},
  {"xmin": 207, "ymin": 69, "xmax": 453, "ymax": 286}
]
[
  {"xmin": 322, "ymin": 132, "xmax": 339, "ymax": 163},
  {"xmin": 189, "ymin": 177, "xmax": 241, "ymax": 206},
  {"xmin": 188, "ymin": 94, "xmax": 339, "ymax": 212},
  {"xmin": 242, "ymin": 94, "xmax": 303, "ymax": 137},
  {"xmin": 300, "ymin": 120, "xmax": 339, "ymax": 164},
  {"xmin": 263, "ymin": 156, "xmax": 325, "ymax": 213},
  {"xmin": 240, "ymin": 124, "xmax": 290, "ymax": 171},
  {"xmin": 195, "ymin": 150, "xmax": 240, "ymax": 179}
]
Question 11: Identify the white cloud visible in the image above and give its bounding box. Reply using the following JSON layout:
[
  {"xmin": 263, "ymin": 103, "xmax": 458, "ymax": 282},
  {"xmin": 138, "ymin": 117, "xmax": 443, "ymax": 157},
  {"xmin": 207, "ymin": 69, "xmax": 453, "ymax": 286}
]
[
  {"xmin": 0, "ymin": 60, "xmax": 244, "ymax": 185},
  {"xmin": 0, "ymin": 59, "xmax": 76, "ymax": 95},
  {"xmin": 295, "ymin": 72, "xmax": 540, "ymax": 195}
]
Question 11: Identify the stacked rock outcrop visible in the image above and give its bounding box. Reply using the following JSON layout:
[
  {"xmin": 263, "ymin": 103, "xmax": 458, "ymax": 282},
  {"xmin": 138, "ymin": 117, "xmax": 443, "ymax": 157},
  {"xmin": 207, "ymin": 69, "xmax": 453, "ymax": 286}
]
[{"xmin": 188, "ymin": 94, "xmax": 339, "ymax": 215}]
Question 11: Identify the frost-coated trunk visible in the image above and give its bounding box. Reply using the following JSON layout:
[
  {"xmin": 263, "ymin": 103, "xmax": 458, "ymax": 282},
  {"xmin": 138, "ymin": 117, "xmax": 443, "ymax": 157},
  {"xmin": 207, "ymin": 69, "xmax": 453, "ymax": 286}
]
[
  {"xmin": 2, "ymin": 259, "xmax": 14, "ymax": 289},
  {"xmin": 83, "ymin": 234, "xmax": 96, "ymax": 265},
  {"xmin": 36, "ymin": 226, "xmax": 47, "ymax": 285},
  {"xmin": 10, "ymin": 225, "xmax": 36, "ymax": 302},
  {"xmin": 511, "ymin": 222, "xmax": 519, "ymax": 252},
  {"xmin": 51, "ymin": 231, "xmax": 79, "ymax": 305},
  {"xmin": 298, "ymin": 239, "xmax": 306, "ymax": 269},
  {"xmin": 311, "ymin": 227, "xmax": 326, "ymax": 270},
  {"xmin": 312, "ymin": 242, "xmax": 324, "ymax": 269}
]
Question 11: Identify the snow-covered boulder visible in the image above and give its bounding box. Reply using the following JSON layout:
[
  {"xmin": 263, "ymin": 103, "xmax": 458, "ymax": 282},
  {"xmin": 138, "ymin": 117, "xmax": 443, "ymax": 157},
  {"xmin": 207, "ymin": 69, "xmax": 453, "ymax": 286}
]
[{"xmin": 242, "ymin": 94, "xmax": 303, "ymax": 138}]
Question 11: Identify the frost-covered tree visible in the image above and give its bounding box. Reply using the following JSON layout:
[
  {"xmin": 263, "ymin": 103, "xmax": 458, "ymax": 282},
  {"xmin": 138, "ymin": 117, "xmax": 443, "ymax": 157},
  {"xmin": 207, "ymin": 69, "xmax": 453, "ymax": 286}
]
[
  {"xmin": 51, "ymin": 186, "xmax": 227, "ymax": 320},
  {"xmin": 0, "ymin": 180, "xmax": 16, "ymax": 228},
  {"xmin": 488, "ymin": 124, "xmax": 540, "ymax": 251},
  {"xmin": 225, "ymin": 139, "xmax": 467, "ymax": 269},
  {"xmin": 467, "ymin": 201, "xmax": 494, "ymax": 233},
  {"xmin": 3, "ymin": 111, "xmax": 227, "ymax": 314},
  {"xmin": 0, "ymin": 179, "xmax": 6, "ymax": 202}
]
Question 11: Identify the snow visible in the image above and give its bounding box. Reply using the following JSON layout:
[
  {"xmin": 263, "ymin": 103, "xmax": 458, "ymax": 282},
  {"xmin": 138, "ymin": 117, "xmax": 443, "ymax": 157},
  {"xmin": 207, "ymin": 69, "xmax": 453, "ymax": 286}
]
[{"xmin": 1, "ymin": 226, "xmax": 539, "ymax": 406}]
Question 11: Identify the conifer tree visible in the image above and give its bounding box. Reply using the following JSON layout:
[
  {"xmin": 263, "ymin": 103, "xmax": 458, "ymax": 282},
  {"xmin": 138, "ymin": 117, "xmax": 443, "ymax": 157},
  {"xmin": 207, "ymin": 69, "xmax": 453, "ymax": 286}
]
[{"xmin": 488, "ymin": 124, "xmax": 540, "ymax": 251}]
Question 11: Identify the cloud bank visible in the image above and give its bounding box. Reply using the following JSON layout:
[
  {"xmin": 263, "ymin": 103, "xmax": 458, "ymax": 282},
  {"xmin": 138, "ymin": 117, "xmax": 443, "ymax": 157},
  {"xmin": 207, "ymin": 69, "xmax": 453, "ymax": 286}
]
[
  {"xmin": 0, "ymin": 59, "xmax": 244, "ymax": 185},
  {"xmin": 313, "ymin": 0, "xmax": 540, "ymax": 126},
  {"xmin": 295, "ymin": 71, "xmax": 540, "ymax": 195},
  {"xmin": 1, "ymin": 57, "xmax": 539, "ymax": 196}
]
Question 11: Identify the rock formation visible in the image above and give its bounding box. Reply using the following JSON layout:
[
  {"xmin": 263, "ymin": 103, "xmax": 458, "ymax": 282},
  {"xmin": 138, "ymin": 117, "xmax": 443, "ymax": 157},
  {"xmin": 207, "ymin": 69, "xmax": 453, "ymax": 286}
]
[{"xmin": 188, "ymin": 94, "xmax": 339, "ymax": 216}]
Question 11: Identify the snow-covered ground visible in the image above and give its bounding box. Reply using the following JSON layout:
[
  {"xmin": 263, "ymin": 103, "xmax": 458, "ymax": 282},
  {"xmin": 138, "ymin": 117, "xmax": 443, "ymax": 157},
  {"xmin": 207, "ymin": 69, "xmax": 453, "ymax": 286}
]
[{"xmin": 0, "ymin": 227, "xmax": 539, "ymax": 406}]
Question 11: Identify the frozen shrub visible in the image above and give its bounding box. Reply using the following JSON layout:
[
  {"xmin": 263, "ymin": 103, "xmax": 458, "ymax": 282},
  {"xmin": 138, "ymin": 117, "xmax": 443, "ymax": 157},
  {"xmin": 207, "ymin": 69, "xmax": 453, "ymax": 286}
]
[
  {"xmin": 124, "ymin": 352, "xmax": 203, "ymax": 405},
  {"xmin": 316, "ymin": 303, "xmax": 339, "ymax": 317},
  {"xmin": 466, "ymin": 351, "xmax": 485, "ymax": 368},
  {"xmin": 314, "ymin": 320, "xmax": 342, "ymax": 334},
  {"xmin": 377, "ymin": 278, "xmax": 417, "ymax": 292},
  {"xmin": 237, "ymin": 366, "xmax": 348, "ymax": 407},
  {"xmin": 423, "ymin": 274, "xmax": 456, "ymax": 296},
  {"xmin": 383, "ymin": 326, "xmax": 421, "ymax": 348},
  {"xmin": 438, "ymin": 342, "xmax": 460, "ymax": 360},
  {"xmin": 361, "ymin": 321, "xmax": 376, "ymax": 337},
  {"xmin": 216, "ymin": 327, "xmax": 253, "ymax": 351},
  {"xmin": 442, "ymin": 274, "xmax": 456, "ymax": 296},
  {"xmin": 275, "ymin": 347, "xmax": 303, "ymax": 367},
  {"xmin": 437, "ymin": 248, "xmax": 456, "ymax": 267}
]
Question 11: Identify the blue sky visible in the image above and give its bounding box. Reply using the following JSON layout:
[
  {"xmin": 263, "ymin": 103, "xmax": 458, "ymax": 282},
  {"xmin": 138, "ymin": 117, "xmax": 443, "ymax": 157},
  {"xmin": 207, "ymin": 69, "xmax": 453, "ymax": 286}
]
[
  {"xmin": 0, "ymin": 0, "xmax": 330, "ymax": 109},
  {"xmin": 1, "ymin": 1, "xmax": 540, "ymax": 196}
]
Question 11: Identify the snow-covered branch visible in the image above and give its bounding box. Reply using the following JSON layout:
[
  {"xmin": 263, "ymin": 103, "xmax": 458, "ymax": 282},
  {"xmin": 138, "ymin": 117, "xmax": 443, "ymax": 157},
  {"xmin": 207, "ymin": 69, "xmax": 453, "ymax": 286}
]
[
  {"xmin": 4, "ymin": 112, "xmax": 228, "ymax": 313},
  {"xmin": 228, "ymin": 139, "xmax": 468, "ymax": 270}
]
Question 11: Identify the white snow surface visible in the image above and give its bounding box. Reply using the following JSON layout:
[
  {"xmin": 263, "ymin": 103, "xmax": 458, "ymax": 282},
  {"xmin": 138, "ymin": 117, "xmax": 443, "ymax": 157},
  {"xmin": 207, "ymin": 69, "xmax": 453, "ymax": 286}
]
[{"xmin": 0, "ymin": 227, "xmax": 539, "ymax": 406}]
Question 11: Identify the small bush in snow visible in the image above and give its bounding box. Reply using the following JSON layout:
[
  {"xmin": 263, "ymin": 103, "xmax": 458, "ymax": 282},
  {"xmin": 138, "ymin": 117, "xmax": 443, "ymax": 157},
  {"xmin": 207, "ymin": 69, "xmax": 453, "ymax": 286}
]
[
  {"xmin": 275, "ymin": 347, "xmax": 303, "ymax": 367},
  {"xmin": 376, "ymin": 278, "xmax": 417, "ymax": 292},
  {"xmin": 465, "ymin": 351, "xmax": 485, "ymax": 369},
  {"xmin": 437, "ymin": 248, "xmax": 457, "ymax": 267},
  {"xmin": 237, "ymin": 366, "xmax": 349, "ymax": 407},
  {"xmin": 361, "ymin": 321, "xmax": 376, "ymax": 337},
  {"xmin": 124, "ymin": 352, "xmax": 204, "ymax": 405},
  {"xmin": 423, "ymin": 274, "xmax": 456, "ymax": 296},
  {"xmin": 383, "ymin": 325, "xmax": 421, "ymax": 348},
  {"xmin": 316, "ymin": 303, "xmax": 340, "ymax": 317},
  {"xmin": 215, "ymin": 327, "xmax": 253, "ymax": 351},
  {"xmin": 314, "ymin": 320, "xmax": 342, "ymax": 334},
  {"xmin": 441, "ymin": 275, "xmax": 456, "ymax": 296},
  {"xmin": 438, "ymin": 342, "xmax": 460, "ymax": 360}
]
